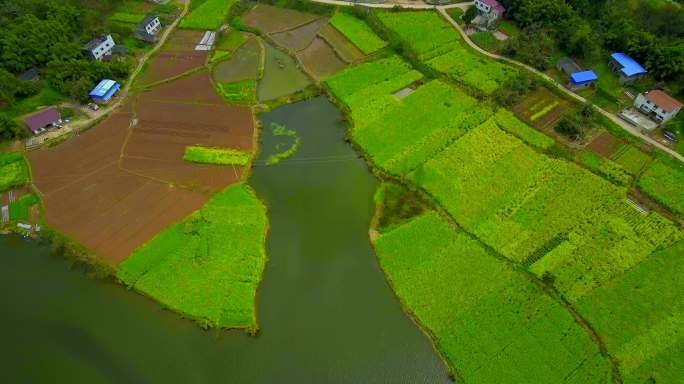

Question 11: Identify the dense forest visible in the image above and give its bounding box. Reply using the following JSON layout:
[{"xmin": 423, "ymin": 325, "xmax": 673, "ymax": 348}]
[
  {"xmin": 0, "ymin": 0, "xmax": 132, "ymax": 139},
  {"xmin": 501, "ymin": 0, "xmax": 684, "ymax": 85}
]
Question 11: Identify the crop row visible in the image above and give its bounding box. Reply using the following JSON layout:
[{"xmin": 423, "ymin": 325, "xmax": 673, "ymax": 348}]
[
  {"xmin": 179, "ymin": 0, "xmax": 237, "ymax": 30},
  {"xmin": 0, "ymin": 152, "xmax": 29, "ymax": 192},
  {"xmin": 375, "ymin": 211, "xmax": 613, "ymax": 382},
  {"xmin": 329, "ymin": 11, "xmax": 387, "ymax": 55},
  {"xmin": 376, "ymin": 11, "xmax": 515, "ymax": 94}
]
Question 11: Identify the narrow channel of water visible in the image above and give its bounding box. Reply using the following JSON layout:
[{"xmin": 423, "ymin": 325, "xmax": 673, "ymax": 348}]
[{"xmin": 0, "ymin": 97, "xmax": 449, "ymax": 383}]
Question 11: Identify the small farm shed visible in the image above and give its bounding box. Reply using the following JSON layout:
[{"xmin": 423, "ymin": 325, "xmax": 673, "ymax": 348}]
[
  {"xmin": 83, "ymin": 35, "xmax": 116, "ymax": 61},
  {"xmin": 569, "ymin": 70, "xmax": 598, "ymax": 90},
  {"xmin": 609, "ymin": 53, "xmax": 647, "ymax": 84},
  {"xmin": 136, "ymin": 15, "xmax": 162, "ymax": 43},
  {"xmin": 556, "ymin": 57, "xmax": 581, "ymax": 76},
  {"xmin": 89, "ymin": 79, "xmax": 120, "ymax": 103},
  {"xmin": 18, "ymin": 68, "xmax": 40, "ymax": 81},
  {"xmin": 474, "ymin": 0, "xmax": 506, "ymax": 27},
  {"xmin": 634, "ymin": 89, "xmax": 682, "ymax": 124},
  {"xmin": 24, "ymin": 107, "xmax": 60, "ymax": 135}
]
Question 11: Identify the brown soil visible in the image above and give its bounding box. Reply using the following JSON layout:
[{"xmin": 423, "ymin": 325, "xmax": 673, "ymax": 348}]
[
  {"xmin": 587, "ymin": 131, "xmax": 620, "ymax": 158},
  {"xmin": 271, "ymin": 18, "xmax": 329, "ymax": 52},
  {"xmin": 296, "ymin": 37, "xmax": 347, "ymax": 80},
  {"xmin": 512, "ymin": 88, "xmax": 570, "ymax": 131},
  {"xmin": 244, "ymin": 4, "xmax": 320, "ymax": 34},
  {"xmin": 318, "ymin": 24, "xmax": 365, "ymax": 63},
  {"xmin": 140, "ymin": 71, "xmax": 224, "ymax": 105},
  {"xmin": 139, "ymin": 30, "xmax": 208, "ymax": 85},
  {"xmin": 28, "ymin": 71, "xmax": 256, "ymax": 263}
]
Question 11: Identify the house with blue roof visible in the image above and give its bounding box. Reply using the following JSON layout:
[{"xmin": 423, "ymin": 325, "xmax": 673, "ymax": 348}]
[
  {"xmin": 569, "ymin": 70, "xmax": 598, "ymax": 90},
  {"xmin": 609, "ymin": 53, "xmax": 647, "ymax": 84},
  {"xmin": 556, "ymin": 57, "xmax": 598, "ymax": 91},
  {"xmin": 89, "ymin": 79, "xmax": 120, "ymax": 103}
]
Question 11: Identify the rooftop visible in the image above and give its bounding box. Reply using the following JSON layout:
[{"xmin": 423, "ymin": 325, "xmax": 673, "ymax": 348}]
[
  {"xmin": 480, "ymin": 0, "xmax": 506, "ymax": 13},
  {"xmin": 611, "ymin": 53, "xmax": 647, "ymax": 77},
  {"xmin": 644, "ymin": 90, "xmax": 683, "ymax": 113},
  {"xmin": 84, "ymin": 35, "xmax": 111, "ymax": 51},
  {"xmin": 138, "ymin": 15, "xmax": 160, "ymax": 31},
  {"xmin": 89, "ymin": 79, "xmax": 119, "ymax": 98},
  {"xmin": 570, "ymin": 70, "xmax": 598, "ymax": 84},
  {"xmin": 24, "ymin": 107, "xmax": 60, "ymax": 134}
]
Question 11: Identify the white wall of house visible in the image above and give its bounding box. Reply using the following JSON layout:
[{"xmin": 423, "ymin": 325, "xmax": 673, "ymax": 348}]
[
  {"xmin": 145, "ymin": 17, "xmax": 162, "ymax": 35},
  {"xmin": 89, "ymin": 35, "xmax": 116, "ymax": 61},
  {"xmin": 634, "ymin": 94, "xmax": 681, "ymax": 123},
  {"xmin": 474, "ymin": 0, "xmax": 501, "ymax": 19}
]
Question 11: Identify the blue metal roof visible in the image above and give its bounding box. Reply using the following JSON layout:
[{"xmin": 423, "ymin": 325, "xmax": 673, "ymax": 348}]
[
  {"xmin": 611, "ymin": 53, "xmax": 647, "ymax": 77},
  {"xmin": 570, "ymin": 70, "xmax": 598, "ymax": 84},
  {"xmin": 89, "ymin": 79, "xmax": 118, "ymax": 98}
]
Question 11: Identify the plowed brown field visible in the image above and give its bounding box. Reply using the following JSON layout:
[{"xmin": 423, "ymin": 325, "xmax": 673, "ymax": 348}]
[
  {"xmin": 139, "ymin": 30, "xmax": 208, "ymax": 85},
  {"xmin": 29, "ymin": 70, "xmax": 255, "ymax": 263}
]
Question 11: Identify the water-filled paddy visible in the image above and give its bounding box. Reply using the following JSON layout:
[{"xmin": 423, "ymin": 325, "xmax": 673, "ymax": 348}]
[{"xmin": 257, "ymin": 42, "xmax": 311, "ymax": 101}]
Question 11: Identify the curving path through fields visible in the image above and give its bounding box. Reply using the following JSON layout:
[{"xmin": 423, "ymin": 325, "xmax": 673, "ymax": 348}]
[{"xmin": 310, "ymin": 0, "xmax": 683, "ymax": 163}]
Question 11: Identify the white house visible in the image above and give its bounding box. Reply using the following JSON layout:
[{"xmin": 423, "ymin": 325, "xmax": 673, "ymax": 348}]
[
  {"xmin": 136, "ymin": 15, "xmax": 162, "ymax": 43},
  {"xmin": 634, "ymin": 90, "xmax": 682, "ymax": 124},
  {"xmin": 474, "ymin": 0, "xmax": 506, "ymax": 26},
  {"xmin": 83, "ymin": 35, "xmax": 116, "ymax": 61}
]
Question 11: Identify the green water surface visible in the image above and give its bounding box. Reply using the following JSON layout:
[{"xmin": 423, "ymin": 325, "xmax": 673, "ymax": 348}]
[
  {"xmin": 0, "ymin": 97, "xmax": 449, "ymax": 383},
  {"xmin": 257, "ymin": 42, "xmax": 311, "ymax": 102}
]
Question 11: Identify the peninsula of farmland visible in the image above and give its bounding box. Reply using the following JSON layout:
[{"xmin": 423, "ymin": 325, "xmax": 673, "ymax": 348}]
[{"xmin": 1, "ymin": 1, "xmax": 683, "ymax": 383}]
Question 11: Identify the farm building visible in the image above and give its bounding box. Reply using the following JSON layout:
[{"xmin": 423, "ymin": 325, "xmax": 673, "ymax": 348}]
[
  {"xmin": 557, "ymin": 58, "xmax": 597, "ymax": 90},
  {"xmin": 89, "ymin": 79, "xmax": 120, "ymax": 103},
  {"xmin": 84, "ymin": 35, "xmax": 116, "ymax": 61},
  {"xmin": 609, "ymin": 53, "xmax": 647, "ymax": 84},
  {"xmin": 136, "ymin": 15, "xmax": 162, "ymax": 43},
  {"xmin": 634, "ymin": 90, "xmax": 682, "ymax": 124},
  {"xmin": 569, "ymin": 70, "xmax": 598, "ymax": 90},
  {"xmin": 557, "ymin": 57, "xmax": 581, "ymax": 76},
  {"xmin": 18, "ymin": 68, "xmax": 40, "ymax": 81},
  {"xmin": 24, "ymin": 107, "xmax": 60, "ymax": 135},
  {"xmin": 474, "ymin": 0, "xmax": 506, "ymax": 27}
]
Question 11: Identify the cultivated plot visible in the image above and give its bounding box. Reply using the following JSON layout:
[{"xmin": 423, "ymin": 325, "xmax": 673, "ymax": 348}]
[
  {"xmin": 28, "ymin": 110, "xmax": 210, "ymax": 263},
  {"xmin": 512, "ymin": 87, "xmax": 569, "ymax": 130},
  {"xmin": 270, "ymin": 18, "xmax": 329, "ymax": 53},
  {"xmin": 243, "ymin": 4, "xmax": 320, "ymax": 34},
  {"xmin": 139, "ymin": 30, "xmax": 209, "ymax": 85},
  {"xmin": 375, "ymin": 211, "xmax": 613, "ymax": 382},
  {"xmin": 318, "ymin": 24, "xmax": 365, "ymax": 63},
  {"xmin": 296, "ymin": 37, "xmax": 347, "ymax": 80}
]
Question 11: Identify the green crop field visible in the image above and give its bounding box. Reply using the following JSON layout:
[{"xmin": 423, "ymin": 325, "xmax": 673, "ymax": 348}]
[
  {"xmin": 638, "ymin": 161, "xmax": 684, "ymax": 216},
  {"xmin": 183, "ymin": 145, "xmax": 251, "ymax": 165},
  {"xmin": 0, "ymin": 152, "xmax": 30, "ymax": 193},
  {"xmin": 579, "ymin": 150, "xmax": 633, "ymax": 186},
  {"xmin": 411, "ymin": 119, "xmax": 667, "ymax": 264},
  {"xmin": 375, "ymin": 211, "xmax": 612, "ymax": 382},
  {"xmin": 180, "ymin": 0, "xmax": 236, "ymax": 30},
  {"xmin": 8, "ymin": 193, "xmax": 39, "ymax": 221},
  {"xmin": 376, "ymin": 11, "xmax": 515, "ymax": 94},
  {"xmin": 329, "ymin": 12, "xmax": 387, "ymax": 54},
  {"xmin": 575, "ymin": 240, "xmax": 684, "ymax": 382},
  {"xmin": 352, "ymin": 80, "xmax": 490, "ymax": 175},
  {"xmin": 109, "ymin": 12, "xmax": 145, "ymax": 24},
  {"xmin": 611, "ymin": 145, "xmax": 652, "ymax": 175},
  {"xmin": 215, "ymin": 80, "xmax": 257, "ymax": 105},
  {"xmin": 325, "ymin": 55, "xmax": 423, "ymax": 126},
  {"xmin": 493, "ymin": 109, "xmax": 555, "ymax": 150},
  {"xmin": 118, "ymin": 183, "xmax": 268, "ymax": 330}
]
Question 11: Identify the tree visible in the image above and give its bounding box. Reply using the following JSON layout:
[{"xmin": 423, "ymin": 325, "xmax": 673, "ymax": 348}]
[
  {"xmin": 0, "ymin": 114, "xmax": 26, "ymax": 141},
  {"xmin": 555, "ymin": 113, "xmax": 584, "ymax": 141},
  {"xmin": 503, "ymin": 26, "xmax": 555, "ymax": 70},
  {"xmin": 463, "ymin": 6, "xmax": 478, "ymax": 25},
  {"xmin": 494, "ymin": 71, "xmax": 538, "ymax": 106}
]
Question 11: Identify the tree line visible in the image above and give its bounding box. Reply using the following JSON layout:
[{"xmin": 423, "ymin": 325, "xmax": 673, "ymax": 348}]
[
  {"xmin": 0, "ymin": 0, "xmax": 132, "ymax": 140},
  {"xmin": 500, "ymin": 0, "xmax": 684, "ymax": 84}
]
